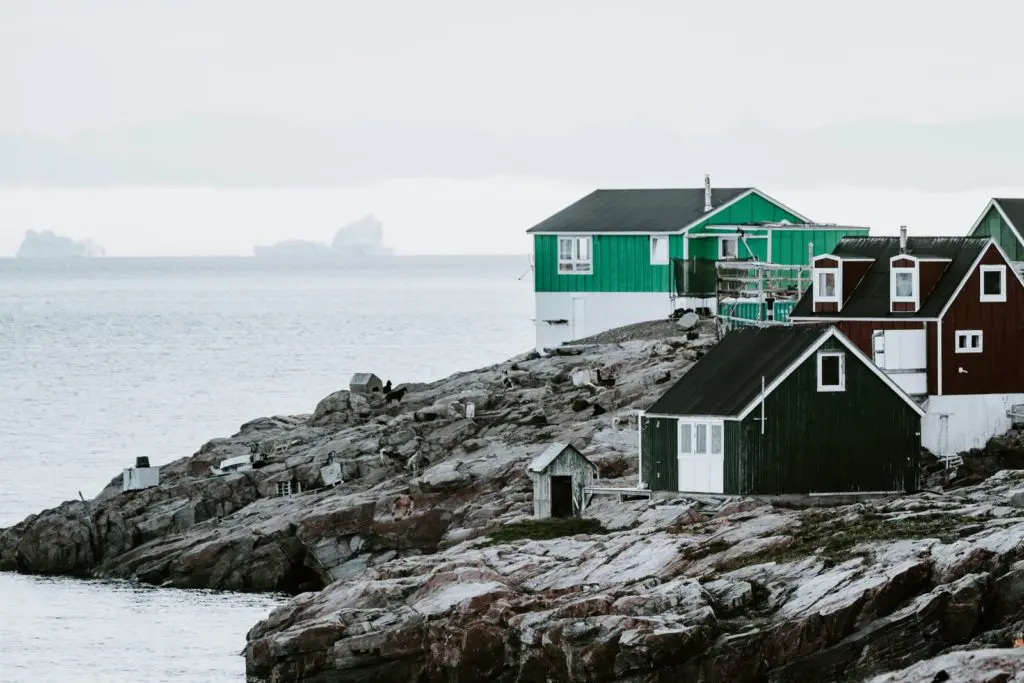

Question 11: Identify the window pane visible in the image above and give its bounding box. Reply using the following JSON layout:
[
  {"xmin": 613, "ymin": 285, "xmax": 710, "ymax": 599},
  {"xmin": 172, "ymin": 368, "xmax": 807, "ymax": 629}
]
[
  {"xmin": 711, "ymin": 424, "xmax": 723, "ymax": 454},
  {"xmin": 957, "ymin": 335, "xmax": 966, "ymax": 349},
  {"xmin": 984, "ymin": 270, "xmax": 1002, "ymax": 295},
  {"xmin": 820, "ymin": 355, "xmax": 840, "ymax": 386},
  {"xmin": 559, "ymin": 239, "xmax": 572, "ymax": 260},
  {"xmin": 818, "ymin": 272, "xmax": 835, "ymax": 297},
  {"xmin": 722, "ymin": 239, "xmax": 737, "ymax": 259},
  {"xmin": 896, "ymin": 272, "xmax": 913, "ymax": 297},
  {"xmin": 680, "ymin": 424, "xmax": 692, "ymax": 454},
  {"xmin": 695, "ymin": 424, "xmax": 708, "ymax": 453},
  {"xmin": 576, "ymin": 238, "xmax": 590, "ymax": 261},
  {"xmin": 971, "ymin": 333, "xmax": 980, "ymax": 349}
]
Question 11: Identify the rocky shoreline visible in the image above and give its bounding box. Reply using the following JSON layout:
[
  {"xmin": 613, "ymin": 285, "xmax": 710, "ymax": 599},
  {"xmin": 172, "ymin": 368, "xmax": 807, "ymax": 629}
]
[{"xmin": 4, "ymin": 320, "xmax": 1024, "ymax": 682}]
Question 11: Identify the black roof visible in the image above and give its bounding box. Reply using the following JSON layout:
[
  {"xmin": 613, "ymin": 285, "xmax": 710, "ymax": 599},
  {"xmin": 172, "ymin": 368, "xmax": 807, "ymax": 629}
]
[
  {"xmin": 994, "ymin": 198, "xmax": 1024, "ymax": 236},
  {"xmin": 790, "ymin": 236, "xmax": 991, "ymax": 319},
  {"xmin": 525, "ymin": 188, "xmax": 753, "ymax": 234},
  {"xmin": 646, "ymin": 326, "xmax": 829, "ymax": 417}
]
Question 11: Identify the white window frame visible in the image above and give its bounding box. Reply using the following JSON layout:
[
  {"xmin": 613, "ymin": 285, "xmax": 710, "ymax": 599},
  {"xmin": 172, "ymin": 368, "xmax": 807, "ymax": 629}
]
[
  {"xmin": 980, "ymin": 264, "xmax": 1007, "ymax": 303},
  {"xmin": 813, "ymin": 268, "xmax": 841, "ymax": 304},
  {"xmin": 678, "ymin": 419, "xmax": 724, "ymax": 457},
  {"xmin": 816, "ymin": 351, "xmax": 846, "ymax": 392},
  {"xmin": 718, "ymin": 236, "xmax": 739, "ymax": 260},
  {"xmin": 650, "ymin": 234, "xmax": 670, "ymax": 265},
  {"xmin": 557, "ymin": 235, "xmax": 593, "ymax": 275},
  {"xmin": 954, "ymin": 330, "xmax": 983, "ymax": 354},
  {"xmin": 890, "ymin": 265, "xmax": 919, "ymax": 311}
]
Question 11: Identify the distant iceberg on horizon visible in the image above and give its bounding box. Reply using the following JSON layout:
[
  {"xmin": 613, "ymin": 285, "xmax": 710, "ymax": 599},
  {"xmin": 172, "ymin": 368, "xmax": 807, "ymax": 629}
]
[
  {"xmin": 15, "ymin": 230, "xmax": 106, "ymax": 258},
  {"xmin": 253, "ymin": 214, "xmax": 395, "ymax": 259}
]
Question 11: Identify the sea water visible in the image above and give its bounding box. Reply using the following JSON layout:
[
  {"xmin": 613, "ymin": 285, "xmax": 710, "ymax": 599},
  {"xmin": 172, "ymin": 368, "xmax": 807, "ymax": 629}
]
[{"xmin": 0, "ymin": 256, "xmax": 533, "ymax": 682}]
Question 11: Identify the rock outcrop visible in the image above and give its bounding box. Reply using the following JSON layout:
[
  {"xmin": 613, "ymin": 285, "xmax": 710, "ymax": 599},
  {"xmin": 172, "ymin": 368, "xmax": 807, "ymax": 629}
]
[
  {"xmin": 5, "ymin": 319, "xmax": 1024, "ymax": 682},
  {"xmin": 15, "ymin": 229, "xmax": 105, "ymax": 257}
]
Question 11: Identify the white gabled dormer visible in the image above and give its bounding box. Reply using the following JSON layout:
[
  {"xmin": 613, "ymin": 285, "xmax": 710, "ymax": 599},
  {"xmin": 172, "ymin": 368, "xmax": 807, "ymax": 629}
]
[
  {"xmin": 812, "ymin": 254, "xmax": 843, "ymax": 312},
  {"xmin": 890, "ymin": 227, "xmax": 919, "ymax": 312}
]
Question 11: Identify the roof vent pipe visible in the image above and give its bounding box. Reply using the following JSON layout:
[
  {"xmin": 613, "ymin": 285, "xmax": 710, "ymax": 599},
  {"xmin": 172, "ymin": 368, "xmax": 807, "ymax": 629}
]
[
  {"xmin": 704, "ymin": 174, "xmax": 712, "ymax": 213},
  {"xmin": 899, "ymin": 225, "xmax": 908, "ymax": 253}
]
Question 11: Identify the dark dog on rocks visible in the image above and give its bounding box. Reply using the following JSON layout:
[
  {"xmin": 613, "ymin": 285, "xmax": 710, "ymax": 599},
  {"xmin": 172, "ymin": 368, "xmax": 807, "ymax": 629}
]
[{"xmin": 385, "ymin": 386, "xmax": 408, "ymax": 405}]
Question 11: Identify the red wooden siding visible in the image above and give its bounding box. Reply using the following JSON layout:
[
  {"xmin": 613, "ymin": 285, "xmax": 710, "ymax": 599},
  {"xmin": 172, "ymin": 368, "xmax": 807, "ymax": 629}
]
[
  {"xmin": 941, "ymin": 244, "xmax": 1024, "ymax": 395},
  {"xmin": 892, "ymin": 257, "xmax": 915, "ymax": 268},
  {"xmin": 815, "ymin": 302, "xmax": 838, "ymax": 313},
  {"xmin": 834, "ymin": 320, "xmax": 935, "ymax": 392},
  {"xmin": 842, "ymin": 261, "xmax": 872, "ymax": 302},
  {"xmin": 893, "ymin": 302, "xmax": 916, "ymax": 312},
  {"xmin": 817, "ymin": 256, "xmax": 840, "ymax": 268},
  {"xmin": 927, "ymin": 321, "xmax": 938, "ymax": 394},
  {"xmin": 919, "ymin": 261, "xmax": 950, "ymax": 301}
]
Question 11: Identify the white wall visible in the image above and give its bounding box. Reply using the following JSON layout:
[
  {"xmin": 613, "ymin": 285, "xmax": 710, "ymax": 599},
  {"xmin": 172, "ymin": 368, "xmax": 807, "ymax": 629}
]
[
  {"xmin": 534, "ymin": 292, "xmax": 675, "ymax": 350},
  {"xmin": 922, "ymin": 393, "xmax": 1024, "ymax": 456}
]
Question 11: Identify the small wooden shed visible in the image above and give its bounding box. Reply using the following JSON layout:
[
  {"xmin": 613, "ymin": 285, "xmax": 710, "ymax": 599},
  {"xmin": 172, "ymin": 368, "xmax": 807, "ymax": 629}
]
[
  {"xmin": 527, "ymin": 442, "xmax": 598, "ymax": 519},
  {"xmin": 349, "ymin": 373, "xmax": 383, "ymax": 394}
]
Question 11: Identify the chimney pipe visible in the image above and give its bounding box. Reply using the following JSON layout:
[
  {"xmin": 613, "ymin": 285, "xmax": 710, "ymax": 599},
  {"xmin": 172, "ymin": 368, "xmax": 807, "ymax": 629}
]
[
  {"xmin": 899, "ymin": 225, "xmax": 907, "ymax": 253},
  {"xmin": 703, "ymin": 174, "xmax": 712, "ymax": 213}
]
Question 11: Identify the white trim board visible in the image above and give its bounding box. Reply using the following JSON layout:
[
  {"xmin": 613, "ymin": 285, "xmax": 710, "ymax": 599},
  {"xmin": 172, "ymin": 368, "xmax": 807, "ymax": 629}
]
[
  {"xmin": 790, "ymin": 316, "xmax": 938, "ymax": 322},
  {"xmin": 735, "ymin": 326, "xmax": 927, "ymax": 420}
]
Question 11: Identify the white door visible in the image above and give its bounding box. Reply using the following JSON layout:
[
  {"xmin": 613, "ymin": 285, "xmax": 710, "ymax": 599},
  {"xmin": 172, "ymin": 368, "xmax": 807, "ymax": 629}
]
[
  {"xmin": 677, "ymin": 421, "xmax": 725, "ymax": 493},
  {"xmin": 571, "ymin": 297, "xmax": 586, "ymax": 339}
]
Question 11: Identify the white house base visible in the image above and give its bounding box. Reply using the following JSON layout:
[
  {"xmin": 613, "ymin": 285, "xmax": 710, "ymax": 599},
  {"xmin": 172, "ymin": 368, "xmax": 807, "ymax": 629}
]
[
  {"xmin": 922, "ymin": 393, "xmax": 1024, "ymax": 457},
  {"xmin": 533, "ymin": 292, "xmax": 711, "ymax": 351}
]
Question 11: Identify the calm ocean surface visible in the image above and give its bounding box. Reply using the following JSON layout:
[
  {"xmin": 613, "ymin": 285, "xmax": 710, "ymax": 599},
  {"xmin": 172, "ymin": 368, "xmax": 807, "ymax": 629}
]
[{"xmin": 0, "ymin": 256, "xmax": 533, "ymax": 683}]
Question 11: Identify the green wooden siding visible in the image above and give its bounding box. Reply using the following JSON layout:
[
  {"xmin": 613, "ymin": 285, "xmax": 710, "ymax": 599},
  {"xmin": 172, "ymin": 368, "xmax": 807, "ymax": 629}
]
[
  {"xmin": 534, "ymin": 191, "xmax": 868, "ymax": 293},
  {"xmin": 769, "ymin": 228, "xmax": 869, "ymax": 266},
  {"xmin": 686, "ymin": 193, "xmax": 803, "ymax": 234},
  {"xmin": 970, "ymin": 206, "xmax": 1024, "ymax": 261},
  {"xmin": 725, "ymin": 338, "xmax": 920, "ymax": 495},
  {"xmin": 640, "ymin": 416, "xmax": 678, "ymax": 491}
]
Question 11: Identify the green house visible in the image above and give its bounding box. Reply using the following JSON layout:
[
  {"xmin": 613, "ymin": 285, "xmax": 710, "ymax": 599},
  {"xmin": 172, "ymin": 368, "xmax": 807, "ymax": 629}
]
[
  {"xmin": 526, "ymin": 176, "xmax": 869, "ymax": 350},
  {"xmin": 967, "ymin": 198, "xmax": 1024, "ymax": 263},
  {"xmin": 639, "ymin": 325, "xmax": 924, "ymax": 496}
]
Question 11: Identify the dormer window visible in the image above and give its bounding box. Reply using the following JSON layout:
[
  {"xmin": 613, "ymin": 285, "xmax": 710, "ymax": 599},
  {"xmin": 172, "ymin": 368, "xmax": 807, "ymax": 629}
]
[
  {"xmin": 980, "ymin": 264, "xmax": 1007, "ymax": 302},
  {"xmin": 890, "ymin": 256, "xmax": 919, "ymax": 312},
  {"xmin": 812, "ymin": 257, "xmax": 842, "ymax": 307},
  {"xmin": 818, "ymin": 271, "xmax": 837, "ymax": 298}
]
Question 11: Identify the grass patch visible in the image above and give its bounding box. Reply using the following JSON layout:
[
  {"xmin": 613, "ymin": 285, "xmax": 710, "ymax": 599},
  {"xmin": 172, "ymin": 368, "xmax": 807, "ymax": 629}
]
[
  {"xmin": 716, "ymin": 511, "xmax": 970, "ymax": 572},
  {"xmin": 485, "ymin": 517, "xmax": 607, "ymax": 546}
]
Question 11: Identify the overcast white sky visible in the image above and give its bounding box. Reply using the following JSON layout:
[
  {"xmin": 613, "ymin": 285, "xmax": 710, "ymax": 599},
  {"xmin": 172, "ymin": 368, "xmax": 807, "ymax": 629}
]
[
  {"xmin": 3, "ymin": 0, "xmax": 1021, "ymax": 136},
  {"xmin": 2, "ymin": 1, "xmax": 1023, "ymax": 256}
]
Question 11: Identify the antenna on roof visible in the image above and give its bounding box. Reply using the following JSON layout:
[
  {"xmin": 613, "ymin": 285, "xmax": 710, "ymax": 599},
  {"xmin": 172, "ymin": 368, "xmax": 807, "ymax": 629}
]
[
  {"xmin": 899, "ymin": 225, "xmax": 908, "ymax": 254},
  {"xmin": 704, "ymin": 174, "xmax": 712, "ymax": 213}
]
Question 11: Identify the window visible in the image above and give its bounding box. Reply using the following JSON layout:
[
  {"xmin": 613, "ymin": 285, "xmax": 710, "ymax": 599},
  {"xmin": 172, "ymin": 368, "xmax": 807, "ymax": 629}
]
[
  {"xmin": 719, "ymin": 237, "xmax": 739, "ymax": 260},
  {"xmin": 890, "ymin": 265, "xmax": 919, "ymax": 309},
  {"xmin": 557, "ymin": 236, "xmax": 592, "ymax": 274},
  {"xmin": 955, "ymin": 330, "xmax": 983, "ymax": 354},
  {"xmin": 894, "ymin": 272, "xmax": 914, "ymax": 297},
  {"xmin": 678, "ymin": 420, "xmax": 724, "ymax": 456},
  {"xmin": 813, "ymin": 268, "xmax": 840, "ymax": 303},
  {"xmin": 650, "ymin": 235, "xmax": 669, "ymax": 265},
  {"xmin": 817, "ymin": 351, "xmax": 846, "ymax": 392},
  {"xmin": 980, "ymin": 265, "xmax": 1007, "ymax": 302}
]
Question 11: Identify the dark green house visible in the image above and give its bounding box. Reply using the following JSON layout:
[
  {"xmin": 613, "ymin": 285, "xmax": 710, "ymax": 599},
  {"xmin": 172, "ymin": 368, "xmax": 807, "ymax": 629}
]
[
  {"xmin": 639, "ymin": 326, "xmax": 924, "ymax": 496},
  {"xmin": 967, "ymin": 198, "xmax": 1024, "ymax": 263}
]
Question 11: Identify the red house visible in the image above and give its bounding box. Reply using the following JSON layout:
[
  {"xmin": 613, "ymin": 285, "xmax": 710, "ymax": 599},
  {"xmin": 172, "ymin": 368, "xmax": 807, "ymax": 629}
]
[{"xmin": 789, "ymin": 228, "xmax": 1024, "ymax": 458}]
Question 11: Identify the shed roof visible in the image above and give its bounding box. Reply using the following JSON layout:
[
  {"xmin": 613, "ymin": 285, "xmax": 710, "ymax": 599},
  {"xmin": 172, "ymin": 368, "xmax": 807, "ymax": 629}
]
[
  {"xmin": 790, "ymin": 236, "xmax": 991, "ymax": 319},
  {"xmin": 350, "ymin": 372, "xmax": 381, "ymax": 385},
  {"xmin": 644, "ymin": 326, "xmax": 926, "ymax": 419},
  {"xmin": 646, "ymin": 327, "xmax": 827, "ymax": 417},
  {"xmin": 525, "ymin": 188, "xmax": 753, "ymax": 234},
  {"xmin": 528, "ymin": 442, "xmax": 597, "ymax": 474}
]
